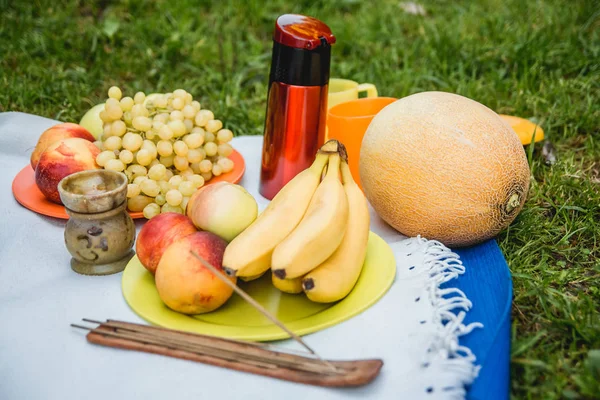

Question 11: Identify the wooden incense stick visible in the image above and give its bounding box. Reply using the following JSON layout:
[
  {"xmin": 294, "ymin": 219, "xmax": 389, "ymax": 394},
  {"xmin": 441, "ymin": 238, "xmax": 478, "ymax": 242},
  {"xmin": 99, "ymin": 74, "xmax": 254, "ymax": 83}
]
[{"xmin": 189, "ymin": 250, "xmax": 338, "ymax": 372}]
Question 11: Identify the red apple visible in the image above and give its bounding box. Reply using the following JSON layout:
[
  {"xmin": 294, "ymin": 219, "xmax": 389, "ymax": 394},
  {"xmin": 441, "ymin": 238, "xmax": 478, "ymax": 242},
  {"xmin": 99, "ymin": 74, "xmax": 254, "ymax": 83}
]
[
  {"xmin": 31, "ymin": 123, "xmax": 95, "ymax": 170},
  {"xmin": 135, "ymin": 212, "xmax": 197, "ymax": 275},
  {"xmin": 155, "ymin": 231, "xmax": 235, "ymax": 314},
  {"xmin": 35, "ymin": 138, "xmax": 101, "ymax": 204}
]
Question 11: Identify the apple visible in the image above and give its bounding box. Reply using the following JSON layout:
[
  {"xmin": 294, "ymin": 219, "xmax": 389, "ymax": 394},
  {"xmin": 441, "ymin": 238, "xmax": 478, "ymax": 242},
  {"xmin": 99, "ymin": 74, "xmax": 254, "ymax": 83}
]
[
  {"xmin": 30, "ymin": 123, "xmax": 95, "ymax": 170},
  {"xmin": 79, "ymin": 103, "xmax": 105, "ymax": 139},
  {"xmin": 135, "ymin": 212, "xmax": 198, "ymax": 275},
  {"xmin": 155, "ymin": 231, "xmax": 235, "ymax": 314},
  {"xmin": 35, "ymin": 138, "xmax": 101, "ymax": 204},
  {"xmin": 187, "ymin": 182, "xmax": 258, "ymax": 242}
]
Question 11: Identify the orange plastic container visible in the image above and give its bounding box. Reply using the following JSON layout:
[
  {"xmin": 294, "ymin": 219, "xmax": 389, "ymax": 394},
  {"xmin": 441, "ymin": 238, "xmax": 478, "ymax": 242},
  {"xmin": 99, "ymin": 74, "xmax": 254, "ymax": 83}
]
[{"xmin": 326, "ymin": 97, "xmax": 396, "ymax": 189}]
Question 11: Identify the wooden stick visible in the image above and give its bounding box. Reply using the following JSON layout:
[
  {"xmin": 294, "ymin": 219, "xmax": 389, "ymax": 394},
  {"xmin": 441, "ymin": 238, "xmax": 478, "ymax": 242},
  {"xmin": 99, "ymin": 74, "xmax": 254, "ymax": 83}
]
[
  {"xmin": 189, "ymin": 250, "xmax": 338, "ymax": 372},
  {"xmin": 72, "ymin": 322, "xmax": 341, "ymax": 375}
]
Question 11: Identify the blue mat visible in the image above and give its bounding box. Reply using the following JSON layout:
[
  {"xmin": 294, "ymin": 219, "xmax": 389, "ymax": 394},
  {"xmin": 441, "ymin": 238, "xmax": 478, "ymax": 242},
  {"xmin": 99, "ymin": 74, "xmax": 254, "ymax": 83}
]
[{"xmin": 451, "ymin": 239, "xmax": 512, "ymax": 400}]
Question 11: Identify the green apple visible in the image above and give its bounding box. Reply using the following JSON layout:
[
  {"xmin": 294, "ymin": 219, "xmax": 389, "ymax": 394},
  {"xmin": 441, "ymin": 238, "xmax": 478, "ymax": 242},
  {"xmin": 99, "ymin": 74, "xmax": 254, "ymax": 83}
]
[{"xmin": 79, "ymin": 103, "xmax": 105, "ymax": 139}]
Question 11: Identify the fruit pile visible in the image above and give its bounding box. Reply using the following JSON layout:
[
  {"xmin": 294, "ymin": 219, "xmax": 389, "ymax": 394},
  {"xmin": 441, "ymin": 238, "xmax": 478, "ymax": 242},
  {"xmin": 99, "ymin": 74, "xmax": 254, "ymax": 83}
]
[
  {"xmin": 135, "ymin": 140, "xmax": 371, "ymax": 316},
  {"xmin": 94, "ymin": 87, "xmax": 236, "ymax": 219},
  {"xmin": 225, "ymin": 140, "xmax": 370, "ymax": 303}
]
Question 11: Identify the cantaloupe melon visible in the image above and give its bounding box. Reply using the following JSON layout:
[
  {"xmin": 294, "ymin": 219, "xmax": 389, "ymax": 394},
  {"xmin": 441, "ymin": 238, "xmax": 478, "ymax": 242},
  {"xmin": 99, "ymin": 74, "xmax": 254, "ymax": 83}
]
[{"xmin": 359, "ymin": 91, "xmax": 530, "ymax": 247}]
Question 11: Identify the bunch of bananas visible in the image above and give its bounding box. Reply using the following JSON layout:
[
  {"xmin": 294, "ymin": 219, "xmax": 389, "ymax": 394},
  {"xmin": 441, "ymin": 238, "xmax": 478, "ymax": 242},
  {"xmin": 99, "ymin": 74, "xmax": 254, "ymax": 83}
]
[{"xmin": 222, "ymin": 140, "xmax": 370, "ymax": 303}]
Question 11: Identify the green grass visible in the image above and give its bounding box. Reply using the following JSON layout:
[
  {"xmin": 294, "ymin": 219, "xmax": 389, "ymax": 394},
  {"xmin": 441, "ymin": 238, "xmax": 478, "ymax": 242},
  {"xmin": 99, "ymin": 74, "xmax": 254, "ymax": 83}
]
[{"xmin": 1, "ymin": 0, "xmax": 599, "ymax": 397}]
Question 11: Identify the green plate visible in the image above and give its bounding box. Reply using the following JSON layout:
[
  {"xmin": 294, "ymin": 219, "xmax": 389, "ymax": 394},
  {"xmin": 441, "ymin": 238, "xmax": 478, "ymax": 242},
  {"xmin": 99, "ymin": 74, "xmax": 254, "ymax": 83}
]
[{"xmin": 121, "ymin": 231, "xmax": 396, "ymax": 341}]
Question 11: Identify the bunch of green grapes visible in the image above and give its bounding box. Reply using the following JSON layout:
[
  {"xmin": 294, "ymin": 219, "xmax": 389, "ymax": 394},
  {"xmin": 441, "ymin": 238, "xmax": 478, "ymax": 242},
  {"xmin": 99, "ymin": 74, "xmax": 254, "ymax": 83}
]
[{"xmin": 94, "ymin": 86, "xmax": 235, "ymax": 219}]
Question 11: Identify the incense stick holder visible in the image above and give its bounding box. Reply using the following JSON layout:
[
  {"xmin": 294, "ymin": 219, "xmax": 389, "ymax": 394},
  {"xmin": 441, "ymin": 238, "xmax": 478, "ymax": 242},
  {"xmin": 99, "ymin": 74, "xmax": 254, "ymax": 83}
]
[{"xmin": 58, "ymin": 170, "xmax": 135, "ymax": 275}]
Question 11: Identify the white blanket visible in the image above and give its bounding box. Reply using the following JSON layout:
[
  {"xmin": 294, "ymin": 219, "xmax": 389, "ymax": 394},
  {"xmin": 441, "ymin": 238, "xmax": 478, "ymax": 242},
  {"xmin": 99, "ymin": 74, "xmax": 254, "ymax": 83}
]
[{"xmin": 0, "ymin": 112, "xmax": 481, "ymax": 400}]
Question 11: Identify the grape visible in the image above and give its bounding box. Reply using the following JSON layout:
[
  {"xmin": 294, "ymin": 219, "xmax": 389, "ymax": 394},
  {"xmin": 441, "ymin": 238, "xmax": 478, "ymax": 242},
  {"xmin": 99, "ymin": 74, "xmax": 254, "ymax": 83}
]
[
  {"xmin": 187, "ymin": 149, "xmax": 204, "ymax": 163},
  {"xmin": 154, "ymin": 113, "xmax": 169, "ymax": 124},
  {"xmin": 160, "ymin": 155, "xmax": 174, "ymax": 168},
  {"xmin": 205, "ymin": 119, "xmax": 223, "ymax": 133},
  {"xmin": 105, "ymin": 100, "xmax": 123, "ymax": 120},
  {"xmin": 128, "ymin": 195, "xmax": 153, "ymax": 212},
  {"xmin": 216, "ymin": 129, "xmax": 233, "ymax": 143},
  {"xmin": 204, "ymin": 131, "xmax": 216, "ymax": 143},
  {"xmin": 154, "ymin": 193, "xmax": 167, "ymax": 206},
  {"xmin": 127, "ymin": 164, "xmax": 147, "ymax": 177},
  {"xmin": 179, "ymin": 196, "xmax": 190, "ymax": 212},
  {"xmin": 120, "ymin": 96, "xmax": 134, "ymax": 111},
  {"xmin": 190, "ymin": 162, "xmax": 201, "ymax": 174},
  {"xmin": 149, "ymin": 159, "xmax": 160, "ymax": 167},
  {"xmin": 99, "ymin": 110, "xmax": 111, "ymax": 123},
  {"xmin": 134, "ymin": 92, "xmax": 146, "ymax": 104},
  {"xmin": 199, "ymin": 159, "xmax": 212, "ymax": 173},
  {"xmin": 108, "ymin": 86, "xmax": 122, "ymax": 100},
  {"xmin": 96, "ymin": 150, "xmax": 116, "ymax": 167},
  {"xmin": 218, "ymin": 157, "xmax": 235, "ymax": 173},
  {"xmin": 132, "ymin": 116, "xmax": 152, "ymax": 131},
  {"xmin": 173, "ymin": 89, "xmax": 187, "ymax": 99},
  {"xmin": 172, "ymin": 97, "xmax": 184, "ymax": 110},
  {"xmin": 158, "ymin": 180, "xmax": 171, "ymax": 195},
  {"xmin": 178, "ymin": 181, "xmax": 196, "ymax": 197},
  {"xmin": 127, "ymin": 184, "xmax": 141, "ymax": 198},
  {"xmin": 173, "ymin": 155, "xmax": 189, "ymax": 171},
  {"xmin": 200, "ymin": 171, "xmax": 213, "ymax": 181},
  {"xmin": 184, "ymin": 132, "xmax": 204, "ymax": 149},
  {"xmin": 164, "ymin": 169, "xmax": 174, "ymax": 180},
  {"xmin": 179, "ymin": 169, "xmax": 194, "ymax": 179},
  {"xmin": 204, "ymin": 142, "xmax": 218, "ymax": 157},
  {"xmin": 184, "ymin": 93, "xmax": 193, "ymax": 104},
  {"xmin": 155, "ymin": 95, "xmax": 168, "ymax": 108},
  {"xmin": 183, "ymin": 119, "xmax": 194, "ymax": 133},
  {"xmin": 102, "ymin": 123, "xmax": 113, "ymax": 139},
  {"xmin": 157, "ymin": 140, "xmax": 173, "ymax": 157},
  {"xmin": 143, "ymin": 203, "xmax": 161, "ymax": 219},
  {"xmin": 169, "ymin": 175, "xmax": 183, "ymax": 189},
  {"xmin": 182, "ymin": 105, "xmax": 196, "ymax": 119},
  {"xmin": 194, "ymin": 110, "xmax": 214, "ymax": 127},
  {"xmin": 217, "ymin": 143, "xmax": 233, "ymax": 157},
  {"xmin": 158, "ymin": 125, "xmax": 174, "ymax": 140},
  {"xmin": 119, "ymin": 149, "xmax": 134, "ymax": 164},
  {"xmin": 168, "ymin": 120, "xmax": 186, "ymax": 138},
  {"xmin": 112, "ymin": 120, "xmax": 127, "ymax": 137},
  {"xmin": 122, "ymin": 132, "xmax": 143, "ymax": 151},
  {"xmin": 142, "ymin": 140, "xmax": 158, "ymax": 158},
  {"xmin": 191, "ymin": 100, "xmax": 201, "ymax": 111},
  {"xmin": 140, "ymin": 179, "xmax": 160, "ymax": 197},
  {"xmin": 136, "ymin": 149, "xmax": 153, "ymax": 166},
  {"xmin": 189, "ymin": 174, "xmax": 205, "ymax": 189},
  {"xmin": 105, "ymin": 159, "xmax": 125, "ymax": 172},
  {"xmin": 146, "ymin": 130, "xmax": 157, "ymax": 140},
  {"xmin": 93, "ymin": 140, "xmax": 104, "ymax": 151},
  {"xmin": 123, "ymin": 111, "xmax": 132, "ymax": 126},
  {"xmin": 148, "ymin": 164, "xmax": 167, "ymax": 181},
  {"xmin": 161, "ymin": 204, "xmax": 183, "ymax": 214},
  {"xmin": 170, "ymin": 110, "xmax": 184, "ymax": 121},
  {"xmin": 212, "ymin": 164, "xmax": 223, "ymax": 176},
  {"xmin": 133, "ymin": 176, "xmax": 148, "ymax": 185},
  {"xmin": 173, "ymin": 141, "xmax": 189, "ymax": 156},
  {"xmin": 131, "ymin": 104, "xmax": 149, "ymax": 118},
  {"xmin": 165, "ymin": 189, "xmax": 183, "ymax": 206},
  {"xmin": 104, "ymin": 136, "xmax": 122, "ymax": 151}
]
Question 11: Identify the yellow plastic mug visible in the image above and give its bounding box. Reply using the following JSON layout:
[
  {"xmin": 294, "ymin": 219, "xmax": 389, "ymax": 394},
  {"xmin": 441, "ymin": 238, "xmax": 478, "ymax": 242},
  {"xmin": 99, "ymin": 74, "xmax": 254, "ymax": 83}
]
[{"xmin": 328, "ymin": 78, "xmax": 378, "ymax": 109}]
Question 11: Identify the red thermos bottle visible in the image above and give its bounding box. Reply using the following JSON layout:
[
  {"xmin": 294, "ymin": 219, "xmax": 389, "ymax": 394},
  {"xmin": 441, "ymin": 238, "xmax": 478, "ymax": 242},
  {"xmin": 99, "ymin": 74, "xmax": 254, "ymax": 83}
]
[{"xmin": 259, "ymin": 14, "xmax": 336, "ymax": 200}]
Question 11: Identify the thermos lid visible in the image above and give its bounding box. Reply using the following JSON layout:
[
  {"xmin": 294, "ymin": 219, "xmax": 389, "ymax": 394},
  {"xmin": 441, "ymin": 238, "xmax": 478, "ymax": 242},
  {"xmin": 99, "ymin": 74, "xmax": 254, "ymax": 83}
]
[{"xmin": 273, "ymin": 14, "xmax": 336, "ymax": 50}]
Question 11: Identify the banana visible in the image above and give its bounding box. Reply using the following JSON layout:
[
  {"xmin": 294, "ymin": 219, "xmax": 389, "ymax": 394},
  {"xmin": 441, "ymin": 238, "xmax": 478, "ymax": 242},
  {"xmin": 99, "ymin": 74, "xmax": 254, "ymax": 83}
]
[
  {"xmin": 271, "ymin": 153, "xmax": 349, "ymax": 279},
  {"xmin": 238, "ymin": 269, "xmax": 268, "ymax": 282},
  {"xmin": 302, "ymin": 159, "xmax": 370, "ymax": 303},
  {"xmin": 221, "ymin": 144, "xmax": 334, "ymax": 277},
  {"xmin": 271, "ymin": 271, "xmax": 304, "ymax": 294}
]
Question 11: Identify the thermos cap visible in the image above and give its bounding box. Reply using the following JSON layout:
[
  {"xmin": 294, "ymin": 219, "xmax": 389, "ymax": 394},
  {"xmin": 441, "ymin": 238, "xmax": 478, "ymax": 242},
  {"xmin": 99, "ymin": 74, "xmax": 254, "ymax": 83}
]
[{"xmin": 274, "ymin": 14, "xmax": 336, "ymax": 50}]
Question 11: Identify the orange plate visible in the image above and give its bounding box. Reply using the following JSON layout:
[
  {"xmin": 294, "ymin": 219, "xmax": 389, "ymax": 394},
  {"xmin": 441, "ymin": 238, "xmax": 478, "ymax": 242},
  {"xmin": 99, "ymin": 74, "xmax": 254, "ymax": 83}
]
[{"xmin": 12, "ymin": 150, "xmax": 246, "ymax": 220}]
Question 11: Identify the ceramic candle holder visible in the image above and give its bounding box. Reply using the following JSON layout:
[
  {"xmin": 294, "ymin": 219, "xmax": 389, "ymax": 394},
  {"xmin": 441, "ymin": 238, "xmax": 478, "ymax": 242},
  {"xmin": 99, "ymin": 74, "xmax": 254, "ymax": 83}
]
[{"xmin": 58, "ymin": 169, "xmax": 135, "ymax": 275}]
